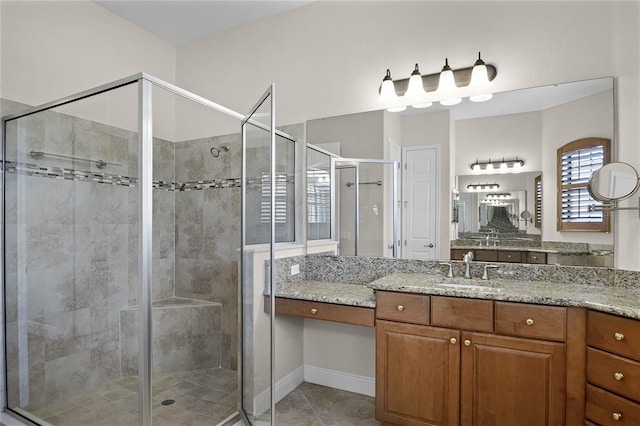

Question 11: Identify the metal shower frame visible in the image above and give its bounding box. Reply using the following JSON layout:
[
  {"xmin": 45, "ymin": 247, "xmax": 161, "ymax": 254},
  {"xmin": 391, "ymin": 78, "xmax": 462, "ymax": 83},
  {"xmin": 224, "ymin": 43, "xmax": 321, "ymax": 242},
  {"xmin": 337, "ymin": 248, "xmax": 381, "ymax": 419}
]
[{"xmin": 1, "ymin": 73, "xmax": 290, "ymax": 426}]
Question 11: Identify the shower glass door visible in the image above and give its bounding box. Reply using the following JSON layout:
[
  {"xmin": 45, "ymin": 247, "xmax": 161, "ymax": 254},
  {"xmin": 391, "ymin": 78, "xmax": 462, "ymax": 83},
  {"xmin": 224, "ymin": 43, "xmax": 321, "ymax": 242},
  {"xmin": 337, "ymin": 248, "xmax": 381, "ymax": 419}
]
[
  {"xmin": 2, "ymin": 81, "xmax": 142, "ymax": 425},
  {"xmin": 333, "ymin": 158, "xmax": 399, "ymax": 258},
  {"xmin": 240, "ymin": 85, "xmax": 275, "ymax": 425}
]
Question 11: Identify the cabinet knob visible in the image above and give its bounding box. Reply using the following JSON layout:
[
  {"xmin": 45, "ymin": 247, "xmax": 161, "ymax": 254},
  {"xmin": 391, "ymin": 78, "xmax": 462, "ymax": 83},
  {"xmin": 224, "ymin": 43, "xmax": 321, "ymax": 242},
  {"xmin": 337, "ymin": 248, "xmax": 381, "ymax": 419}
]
[
  {"xmin": 532, "ymin": 256, "xmax": 537, "ymax": 260},
  {"xmin": 450, "ymin": 338, "xmax": 457, "ymax": 345},
  {"xmin": 397, "ymin": 305, "xmax": 404, "ymax": 312},
  {"xmin": 310, "ymin": 308, "xmax": 318, "ymax": 314},
  {"xmin": 612, "ymin": 412, "xmax": 622, "ymax": 421},
  {"xmin": 464, "ymin": 339, "xmax": 471, "ymax": 346},
  {"xmin": 614, "ymin": 372, "xmax": 624, "ymax": 381},
  {"xmin": 614, "ymin": 332, "xmax": 625, "ymax": 341},
  {"xmin": 525, "ymin": 318, "xmax": 534, "ymax": 326}
]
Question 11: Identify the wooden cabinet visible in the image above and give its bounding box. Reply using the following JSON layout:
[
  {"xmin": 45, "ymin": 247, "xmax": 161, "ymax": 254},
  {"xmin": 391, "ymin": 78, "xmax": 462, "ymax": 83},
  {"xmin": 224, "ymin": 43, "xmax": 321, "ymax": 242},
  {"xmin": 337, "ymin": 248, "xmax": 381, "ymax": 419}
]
[
  {"xmin": 376, "ymin": 320, "xmax": 459, "ymax": 426},
  {"xmin": 375, "ymin": 293, "xmax": 585, "ymax": 426},
  {"xmin": 586, "ymin": 311, "xmax": 640, "ymax": 425},
  {"xmin": 460, "ymin": 332, "xmax": 566, "ymax": 426},
  {"xmin": 274, "ymin": 297, "xmax": 374, "ymax": 327},
  {"xmin": 450, "ymin": 248, "xmax": 548, "ymax": 265},
  {"xmin": 497, "ymin": 250, "xmax": 522, "ymax": 263}
]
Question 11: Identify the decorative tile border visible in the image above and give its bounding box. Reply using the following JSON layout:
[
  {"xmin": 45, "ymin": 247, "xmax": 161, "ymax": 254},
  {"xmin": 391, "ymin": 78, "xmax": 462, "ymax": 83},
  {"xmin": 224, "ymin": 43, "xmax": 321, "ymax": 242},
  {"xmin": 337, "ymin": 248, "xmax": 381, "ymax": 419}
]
[{"xmin": 3, "ymin": 160, "xmax": 247, "ymax": 191}]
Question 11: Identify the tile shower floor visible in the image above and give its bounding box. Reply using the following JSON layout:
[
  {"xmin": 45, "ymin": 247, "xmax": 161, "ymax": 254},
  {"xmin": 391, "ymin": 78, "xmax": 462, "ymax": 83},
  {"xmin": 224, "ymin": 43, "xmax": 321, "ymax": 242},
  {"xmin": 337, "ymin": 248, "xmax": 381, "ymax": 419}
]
[
  {"xmin": 6, "ymin": 374, "xmax": 377, "ymax": 426},
  {"xmin": 24, "ymin": 368, "xmax": 239, "ymax": 426}
]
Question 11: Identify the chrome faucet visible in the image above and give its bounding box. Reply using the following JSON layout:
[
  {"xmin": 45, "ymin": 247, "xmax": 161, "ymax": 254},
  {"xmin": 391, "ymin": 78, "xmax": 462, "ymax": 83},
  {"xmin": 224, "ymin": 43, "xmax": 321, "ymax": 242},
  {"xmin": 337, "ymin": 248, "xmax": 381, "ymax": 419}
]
[{"xmin": 463, "ymin": 251, "xmax": 474, "ymax": 278}]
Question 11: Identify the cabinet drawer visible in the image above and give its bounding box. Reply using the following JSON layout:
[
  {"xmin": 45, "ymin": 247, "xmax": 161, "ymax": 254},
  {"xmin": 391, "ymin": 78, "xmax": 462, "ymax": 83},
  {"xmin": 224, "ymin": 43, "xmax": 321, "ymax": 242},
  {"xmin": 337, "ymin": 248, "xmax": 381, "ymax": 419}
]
[
  {"xmin": 275, "ymin": 298, "xmax": 374, "ymax": 327},
  {"xmin": 586, "ymin": 384, "xmax": 640, "ymax": 426},
  {"xmin": 431, "ymin": 296, "xmax": 493, "ymax": 332},
  {"xmin": 376, "ymin": 291, "xmax": 429, "ymax": 325},
  {"xmin": 526, "ymin": 251, "xmax": 547, "ymax": 264},
  {"xmin": 497, "ymin": 250, "xmax": 523, "ymax": 263},
  {"xmin": 588, "ymin": 311, "xmax": 640, "ymax": 361},
  {"xmin": 475, "ymin": 249, "xmax": 498, "ymax": 262},
  {"xmin": 587, "ymin": 348, "xmax": 640, "ymax": 402},
  {"xmin": 495, "ymin": 302, "xmax": 567, "ymax": 342},
  {"xmin": 451, "ymin": 248, "xmax": 474, "ymax": 261}
]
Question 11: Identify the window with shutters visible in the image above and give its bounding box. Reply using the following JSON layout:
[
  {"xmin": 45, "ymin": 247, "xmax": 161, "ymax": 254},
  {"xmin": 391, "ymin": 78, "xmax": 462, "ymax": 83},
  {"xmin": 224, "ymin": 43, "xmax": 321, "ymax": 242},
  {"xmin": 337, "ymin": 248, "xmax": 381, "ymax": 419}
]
[
  {"xmin": 534, "ymin": 174, "xmax": 542, "ymax": 228},
  {"xmin": 557, "ymin": 137, "xmax": 611, "ymax": 232}
]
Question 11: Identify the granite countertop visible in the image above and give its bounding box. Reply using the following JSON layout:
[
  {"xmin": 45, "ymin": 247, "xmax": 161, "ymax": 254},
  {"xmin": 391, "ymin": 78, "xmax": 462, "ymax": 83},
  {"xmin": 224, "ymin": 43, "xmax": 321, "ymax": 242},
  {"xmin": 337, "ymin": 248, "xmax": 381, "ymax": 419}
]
[
  {"xmin": 368, "ymin": 273, "xmax": 640, "ymax": 320},
  {"xmin": 452, "ymin": 245, "xmax": 591, "ymax": 254},
  {"xmin": 275, "ymin": 280, "xmax": 376, "ymax": 308}
]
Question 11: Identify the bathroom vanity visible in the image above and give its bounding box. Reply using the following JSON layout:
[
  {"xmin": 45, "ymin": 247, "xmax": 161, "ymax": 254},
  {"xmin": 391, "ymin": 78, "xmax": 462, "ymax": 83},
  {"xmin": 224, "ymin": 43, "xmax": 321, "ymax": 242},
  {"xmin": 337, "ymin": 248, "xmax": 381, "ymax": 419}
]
[{"xmin": 274, "ymin": 257, "xmax": 640, "ymax": 426}]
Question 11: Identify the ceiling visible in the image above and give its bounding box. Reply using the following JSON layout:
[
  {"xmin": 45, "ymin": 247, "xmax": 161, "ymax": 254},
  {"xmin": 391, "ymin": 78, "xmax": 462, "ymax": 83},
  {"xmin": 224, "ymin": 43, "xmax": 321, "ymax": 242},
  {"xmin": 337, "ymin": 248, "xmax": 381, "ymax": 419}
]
[{"xmin": 95, "ymin": 0, "xmax": 312, "ymax": 46}]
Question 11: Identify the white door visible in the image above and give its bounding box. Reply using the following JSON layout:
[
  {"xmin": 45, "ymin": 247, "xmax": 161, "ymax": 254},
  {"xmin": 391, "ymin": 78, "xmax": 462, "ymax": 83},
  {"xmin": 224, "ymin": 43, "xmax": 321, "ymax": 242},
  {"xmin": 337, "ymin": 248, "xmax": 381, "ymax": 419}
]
[
  {"xmin": 403, "ymin": 145, "xmax": 439, "ymax": 259},
  {"xmin": 388, "ymin": 138, "xmax": 402, "ymax": 258}
]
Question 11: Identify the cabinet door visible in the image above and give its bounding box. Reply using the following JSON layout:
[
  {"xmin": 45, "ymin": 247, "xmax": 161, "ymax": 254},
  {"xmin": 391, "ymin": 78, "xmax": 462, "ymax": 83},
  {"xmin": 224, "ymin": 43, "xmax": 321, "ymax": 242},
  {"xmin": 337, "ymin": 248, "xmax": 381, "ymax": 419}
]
[
  {"xmin": 460, "ymin": 332, "xmax": 566, "ymax": 426},
  {"xmin": 376, "ymin": 320, "xmax": 460, "ymax": 426}
]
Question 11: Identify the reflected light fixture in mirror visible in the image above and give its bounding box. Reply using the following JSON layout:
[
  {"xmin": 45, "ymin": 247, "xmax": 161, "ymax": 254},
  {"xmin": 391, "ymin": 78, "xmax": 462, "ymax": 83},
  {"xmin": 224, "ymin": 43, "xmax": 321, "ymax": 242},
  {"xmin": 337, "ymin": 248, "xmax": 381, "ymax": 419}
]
[
  {"xmin": 471, "ymin": 158, "xmax": 525, "ymax": 172},
  {"xmin": 467, "ymin": 183, "xmax": 500, "ymax": 191},
  {"xmin": 437, "ymin": 58, "xmax": 462, "ymax": 106}
]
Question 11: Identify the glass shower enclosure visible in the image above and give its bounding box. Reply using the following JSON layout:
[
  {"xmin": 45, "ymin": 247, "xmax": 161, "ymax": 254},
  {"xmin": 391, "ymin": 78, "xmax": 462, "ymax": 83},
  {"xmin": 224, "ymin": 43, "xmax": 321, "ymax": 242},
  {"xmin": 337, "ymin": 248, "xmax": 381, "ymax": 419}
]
[{"xmin": 2, "ymin": 74, "xmax": 285, "ymax": 425}]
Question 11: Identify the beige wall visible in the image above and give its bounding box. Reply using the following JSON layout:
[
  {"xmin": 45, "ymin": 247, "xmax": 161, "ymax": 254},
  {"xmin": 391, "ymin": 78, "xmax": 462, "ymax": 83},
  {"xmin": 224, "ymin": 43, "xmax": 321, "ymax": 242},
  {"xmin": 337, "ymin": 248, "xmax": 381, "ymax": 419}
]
[
  {"xmin": 174, "ymin": 1, "xmax": 640, "ymax": 269},
  {"xmin": 0, "ymin": 1, "xmax": 177, "ymax": 138},
  {"xmin": 455, "ymin": 111, "xmax": 543, "ymax": 175}
]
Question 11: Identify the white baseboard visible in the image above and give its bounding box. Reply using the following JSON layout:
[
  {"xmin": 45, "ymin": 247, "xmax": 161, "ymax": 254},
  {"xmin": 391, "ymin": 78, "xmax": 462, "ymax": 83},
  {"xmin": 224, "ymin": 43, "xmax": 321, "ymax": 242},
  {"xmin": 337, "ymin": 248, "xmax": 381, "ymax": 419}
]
[
  {"xmin": 304, "ymin": 364, "xmax": 375, "ymax": 397},
  {"xmin": 253, "ymin": 365, "xmax": 304, "ymax": 416}
]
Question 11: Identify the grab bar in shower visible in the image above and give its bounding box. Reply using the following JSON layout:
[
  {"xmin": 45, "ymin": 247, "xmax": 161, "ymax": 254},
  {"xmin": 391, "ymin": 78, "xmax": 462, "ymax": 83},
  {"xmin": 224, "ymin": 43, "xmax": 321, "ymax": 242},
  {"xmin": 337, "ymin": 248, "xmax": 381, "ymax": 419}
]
[
  {"xmin": 345, "ymin": 180, "xmax": 382, "ymax": 187},
  {"xmin": 29, "ymin": 150, "xmax": 122, "ymax": 169}
]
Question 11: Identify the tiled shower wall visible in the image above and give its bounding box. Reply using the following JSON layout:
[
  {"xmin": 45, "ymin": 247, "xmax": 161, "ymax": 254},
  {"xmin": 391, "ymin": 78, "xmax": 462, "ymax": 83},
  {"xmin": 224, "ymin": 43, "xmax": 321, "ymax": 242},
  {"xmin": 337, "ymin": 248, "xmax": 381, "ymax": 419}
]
[
  {"xmin": 174, "ymin": 123, "xmax": 303, "ymax": 370},
  {"xmin": 0, "ymin": 98, "xmax": 245, "ymax": 408},
  {"xmin": 2, "ymin": 99, "xmax": 177, "ymax": 409}
]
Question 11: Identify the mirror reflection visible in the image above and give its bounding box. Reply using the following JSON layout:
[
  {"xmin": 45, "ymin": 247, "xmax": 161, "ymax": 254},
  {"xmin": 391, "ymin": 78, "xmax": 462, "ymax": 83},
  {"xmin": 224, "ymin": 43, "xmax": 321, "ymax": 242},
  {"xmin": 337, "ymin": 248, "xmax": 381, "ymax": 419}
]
[{"xmin": 307, "ymin": 77, "xmax": 614, "ymax": 267}]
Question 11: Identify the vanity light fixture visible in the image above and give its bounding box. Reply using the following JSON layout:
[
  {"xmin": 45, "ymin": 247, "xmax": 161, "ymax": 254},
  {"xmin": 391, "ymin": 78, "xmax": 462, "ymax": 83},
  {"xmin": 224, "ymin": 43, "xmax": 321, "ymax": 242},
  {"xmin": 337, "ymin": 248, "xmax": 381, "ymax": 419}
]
[
  {"xmin": 471, "ymin": 158, "xmax": 524, "ymax": 172},
  {"xmin": 378, "ymin": 53, "xmax": 497, "ymax": 112},
  {"xmin": 486, "ymin": 192, "xmax": 512, "ymax": 199},
  {"xmin": 467, "ymin": 183, "xmax": 500, "ymax": 191}
]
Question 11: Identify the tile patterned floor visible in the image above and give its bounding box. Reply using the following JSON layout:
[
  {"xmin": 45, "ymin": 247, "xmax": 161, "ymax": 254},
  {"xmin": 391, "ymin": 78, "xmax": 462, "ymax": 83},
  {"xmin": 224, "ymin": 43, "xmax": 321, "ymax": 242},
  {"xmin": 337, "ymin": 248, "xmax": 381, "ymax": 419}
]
[
  {"xmin": 15, "ymin": 368, "xmax": 238, "ymax": 426},
  {"xmin": 6, "ymin": 377, "xmax": 377, "ymax": 426},
  {"xmin": 263, "ymin": 382, "xmax": 378, "ymax": 426}
]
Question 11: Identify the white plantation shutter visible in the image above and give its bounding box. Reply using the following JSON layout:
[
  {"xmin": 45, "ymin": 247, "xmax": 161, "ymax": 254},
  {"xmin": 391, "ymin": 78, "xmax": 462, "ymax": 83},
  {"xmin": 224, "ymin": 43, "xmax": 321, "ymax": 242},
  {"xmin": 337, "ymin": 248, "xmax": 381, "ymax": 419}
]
[
  {"xmin": 261, "ymin": 172, "xmax": 289, "ymax": 224},
  {"xmin": 306, "ymin": 169, "xmax": 330, "ymax": 224},
  {"xmin": 557, "ymin": 138, "xmax": 610, "ymax": 231}
]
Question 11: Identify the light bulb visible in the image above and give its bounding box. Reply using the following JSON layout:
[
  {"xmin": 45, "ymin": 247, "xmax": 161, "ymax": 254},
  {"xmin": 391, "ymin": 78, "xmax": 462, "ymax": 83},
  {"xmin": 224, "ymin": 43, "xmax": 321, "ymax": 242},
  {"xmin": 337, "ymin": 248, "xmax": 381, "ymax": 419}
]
[
  {"xmin": 500, "ymin": 162, "xmax": 508, "ymax": 170},
  {"xmin": 437, "ymin": 58, "xmax": 461, "ymax": 106},
  {"xmin": 472, "ymin": 163, "xmax": 480, "ymax": 171},
  {"xmin": 412, "ymin": 102, "xmax": 433, "ymax": 109},
  {"xmin": 386, "ymin": 106, "xmax": 407, "ymax": 112},
  {"xmin": 513, "ymin": 160, "xmax": 523, "ymax": 169},
  {"xmin": 469, "ymin": 52, "xmax": 493, "ymax": 102},
  {"xmin": 486, "ymin": 163, "xmax": 494, "ymax": 171},
  {"xmin": 379, "ymin": 69, "xmax": 397, "ymax": 102},
  {"xmin": 405, "ymin": 64, "xmax": 425, "ymax": 98}
]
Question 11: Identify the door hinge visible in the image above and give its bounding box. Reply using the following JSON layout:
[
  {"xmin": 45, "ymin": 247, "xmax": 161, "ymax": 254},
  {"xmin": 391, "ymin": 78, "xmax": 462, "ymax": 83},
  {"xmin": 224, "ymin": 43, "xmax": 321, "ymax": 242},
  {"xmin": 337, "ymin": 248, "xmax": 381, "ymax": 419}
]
[
  {"xmin": 404, "ymin": 163, "xmax": 407, "ymax": 170},
  {"xmin": 404, "ymin": 240, "xmax": 407, "ymax": 246}
]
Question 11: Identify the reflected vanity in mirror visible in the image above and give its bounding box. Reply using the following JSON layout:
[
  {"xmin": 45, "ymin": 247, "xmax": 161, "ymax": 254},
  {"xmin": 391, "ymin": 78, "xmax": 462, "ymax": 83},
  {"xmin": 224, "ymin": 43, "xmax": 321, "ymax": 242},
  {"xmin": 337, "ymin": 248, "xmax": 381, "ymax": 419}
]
[{"xmin": 306, "ymin": 76, "xmax": 616, "ymax": 266}]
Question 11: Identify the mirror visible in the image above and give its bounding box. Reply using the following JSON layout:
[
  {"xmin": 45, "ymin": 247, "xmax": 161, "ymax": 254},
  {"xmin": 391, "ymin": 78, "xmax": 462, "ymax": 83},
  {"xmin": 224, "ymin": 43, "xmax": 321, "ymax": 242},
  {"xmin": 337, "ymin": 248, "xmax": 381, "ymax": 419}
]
[
  {"xmin": 307, "ymin": 77, "xmax": 615, "ymax": 265},
  {"xmin": 588, "ymin": 162, "xmax": 640, "ymax": 202}
]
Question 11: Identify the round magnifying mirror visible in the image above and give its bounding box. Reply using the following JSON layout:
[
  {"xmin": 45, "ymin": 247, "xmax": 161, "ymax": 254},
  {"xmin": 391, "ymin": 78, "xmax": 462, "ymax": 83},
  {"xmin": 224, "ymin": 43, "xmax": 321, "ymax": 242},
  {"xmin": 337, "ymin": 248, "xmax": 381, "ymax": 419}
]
[
  {"xmin": 520, "ymin": 210, "xmax": 532, "ymax": 220},
  {"xmin": 587, "ymin": 162, "xmax": 640, "ymax": 202}
]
